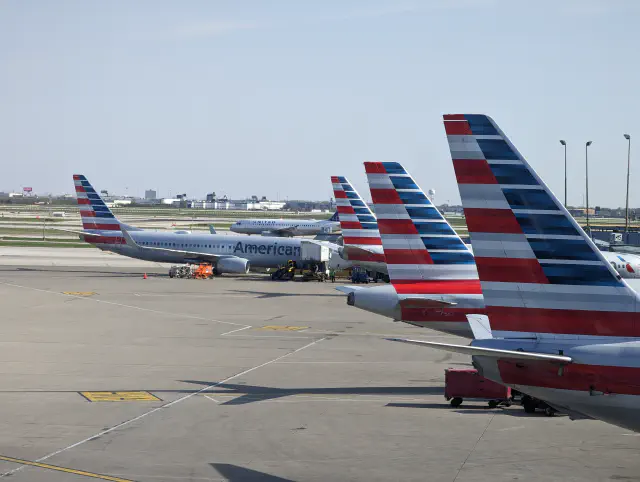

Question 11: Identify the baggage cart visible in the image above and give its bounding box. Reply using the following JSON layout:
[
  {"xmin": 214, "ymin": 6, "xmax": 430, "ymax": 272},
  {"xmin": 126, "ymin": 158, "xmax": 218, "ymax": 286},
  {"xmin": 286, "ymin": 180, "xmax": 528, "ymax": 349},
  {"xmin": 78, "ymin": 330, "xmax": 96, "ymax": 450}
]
[{"xmin": 444, "ymin": 368, "xmax": 512, "ymax": 408}]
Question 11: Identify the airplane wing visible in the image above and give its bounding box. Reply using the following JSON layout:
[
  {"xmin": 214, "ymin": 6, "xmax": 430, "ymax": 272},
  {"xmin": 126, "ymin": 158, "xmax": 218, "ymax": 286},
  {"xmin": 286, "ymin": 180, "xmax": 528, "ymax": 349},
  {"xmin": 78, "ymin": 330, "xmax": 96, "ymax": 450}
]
[
  {"xmin": 121, "ymin": 228, "xmax": 231, "ymax": 263},
  {"xmin": 386, "ymin": 338, "xmax": 573, "ymax": 364},
  {"xmin": 267, "ymin": 226, "xmax": 298, "ymax": 237},
  {"xmin": 335, "ymin": 285, "xmax": 368, "ymax": 294},
  {"xmin": 49, "ymin": 227, "xmax": 106, "ymax": 238},
  {"xmin": 342, "ymin": 245, "xmax": 384, "ymax": 263}
]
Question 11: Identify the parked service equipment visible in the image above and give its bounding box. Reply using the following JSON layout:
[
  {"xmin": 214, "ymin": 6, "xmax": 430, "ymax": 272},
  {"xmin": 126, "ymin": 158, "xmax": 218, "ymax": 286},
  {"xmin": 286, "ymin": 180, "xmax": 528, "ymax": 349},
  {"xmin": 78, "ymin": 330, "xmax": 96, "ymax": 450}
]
[{"xmin": 444, "ymin": 368, "xmax": 512, "ymax": 408}]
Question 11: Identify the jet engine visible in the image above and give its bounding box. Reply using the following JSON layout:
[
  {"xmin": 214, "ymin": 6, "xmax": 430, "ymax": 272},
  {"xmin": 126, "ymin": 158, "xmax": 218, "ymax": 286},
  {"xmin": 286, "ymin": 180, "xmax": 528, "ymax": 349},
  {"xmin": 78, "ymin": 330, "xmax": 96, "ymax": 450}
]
[{"xmin": 217, "ymin": 258, "xmax": 250, "ymax": 274}]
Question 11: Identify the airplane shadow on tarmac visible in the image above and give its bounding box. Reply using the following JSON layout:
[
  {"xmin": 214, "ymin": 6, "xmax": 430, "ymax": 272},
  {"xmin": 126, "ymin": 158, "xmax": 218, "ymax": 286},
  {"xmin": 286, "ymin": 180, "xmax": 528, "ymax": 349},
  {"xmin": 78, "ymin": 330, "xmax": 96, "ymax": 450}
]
[
  {"xmin": 180, "ymin": 380, "xmax": 445, "ymax": 405},
  {"xmin": 228, "ymin": 289, "xmax": 343, "ymax": 299},
  {"xmin": 181, "ymin": 381, "xmax": 555, "ymax": 418},
  {"xmin": 3, "ymin": 267, "xmax": 158, "ymax": 278},
  {"xmin": 210, "ymin": 463, "xmax": 294, "ymax": 482},
  {"xmin": 386, "ymin": 402, "xmax": 567, "ymax": 418}
]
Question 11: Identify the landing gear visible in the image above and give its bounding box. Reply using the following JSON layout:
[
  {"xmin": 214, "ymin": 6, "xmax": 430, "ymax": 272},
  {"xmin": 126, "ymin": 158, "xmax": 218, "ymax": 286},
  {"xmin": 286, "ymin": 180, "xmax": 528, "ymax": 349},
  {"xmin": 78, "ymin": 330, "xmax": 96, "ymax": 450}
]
[
  {"xmin": 450, "ymin": 397, "xmax": 463, "ymax": 407},
  {"xmin": 521, "ymin": 395, "xmax": 556, "ymax": 416}
]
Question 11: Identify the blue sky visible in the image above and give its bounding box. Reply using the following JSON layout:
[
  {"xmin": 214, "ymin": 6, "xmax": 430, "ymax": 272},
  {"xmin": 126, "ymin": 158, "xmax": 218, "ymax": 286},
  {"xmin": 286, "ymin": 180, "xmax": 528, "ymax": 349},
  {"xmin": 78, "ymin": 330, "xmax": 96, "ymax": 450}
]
[{"xmin": 1, "ymin": 0, "xmax": 639, "ymax": 206}]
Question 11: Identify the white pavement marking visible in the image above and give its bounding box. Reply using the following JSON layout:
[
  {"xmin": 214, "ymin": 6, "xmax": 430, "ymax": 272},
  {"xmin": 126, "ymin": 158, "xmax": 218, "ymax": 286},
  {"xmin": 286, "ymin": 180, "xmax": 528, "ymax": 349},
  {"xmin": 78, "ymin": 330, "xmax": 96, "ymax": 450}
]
[
  {"xmin": 0, "ymin": 281, "xmax": 248, "ymax": 327},
  {"xmin": 0, "ymin": 337, "xmax": 327, "ymax": 478},
  {"xmin": 220, "ymin": 325, "xmax": 253, "ymax": 336}
]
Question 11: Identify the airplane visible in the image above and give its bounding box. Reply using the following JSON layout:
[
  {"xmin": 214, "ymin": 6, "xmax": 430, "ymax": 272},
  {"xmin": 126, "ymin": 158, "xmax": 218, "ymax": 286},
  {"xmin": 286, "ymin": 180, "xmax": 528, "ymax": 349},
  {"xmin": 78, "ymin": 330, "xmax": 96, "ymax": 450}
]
[
  {"xmin": 390, "ymin": 114, "xmax": 640, "ymax": 432},
  {"xmin": 68, "ymin": 175, "xmax": 350, "ymax": 274},
  {"xmin": 229, "ymin": 212, "xmax": 340, "ymax": 237},
  {"xmin": 337, "ymin": 163, "xmax": 483, "ymax": 337},
  {"xmin": 338, "ymin": 163, "xmax": 640, "ymax": 337},
  {"xmin": 330, "ymin": 176, "xmax": 388, "ymax": 281}
]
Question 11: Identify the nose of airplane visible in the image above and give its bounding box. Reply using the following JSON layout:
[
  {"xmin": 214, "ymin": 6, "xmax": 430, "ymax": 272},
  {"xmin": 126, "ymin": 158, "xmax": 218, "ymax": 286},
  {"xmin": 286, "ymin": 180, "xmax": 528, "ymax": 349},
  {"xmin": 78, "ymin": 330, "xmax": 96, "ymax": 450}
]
[{"xmin": 348, "ymin": 284, "xmax": 401, "ymax": 320}]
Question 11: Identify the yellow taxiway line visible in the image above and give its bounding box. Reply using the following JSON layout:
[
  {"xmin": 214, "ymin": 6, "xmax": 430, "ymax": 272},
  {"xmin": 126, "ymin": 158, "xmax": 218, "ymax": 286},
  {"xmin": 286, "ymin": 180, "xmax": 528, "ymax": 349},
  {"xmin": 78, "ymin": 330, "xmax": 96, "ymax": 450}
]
[{"xmin": 0, "ymin": 455, "xmax": 132, "ymax": 481}]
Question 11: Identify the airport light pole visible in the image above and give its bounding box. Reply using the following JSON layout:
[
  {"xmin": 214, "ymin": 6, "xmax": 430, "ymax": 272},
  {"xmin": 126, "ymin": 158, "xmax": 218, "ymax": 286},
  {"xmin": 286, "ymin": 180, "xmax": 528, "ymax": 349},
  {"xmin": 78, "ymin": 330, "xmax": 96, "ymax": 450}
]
[
  {"xmin": 624, "ymin": 134, "xmax": 631, "ymax": 235},
  {"xmin": 585, "ymin": 141, "xmax": 592, "ymax": 234},
  {"xmin": 560, "ymin": 140, "xmax": 567, "ymax": 207}
]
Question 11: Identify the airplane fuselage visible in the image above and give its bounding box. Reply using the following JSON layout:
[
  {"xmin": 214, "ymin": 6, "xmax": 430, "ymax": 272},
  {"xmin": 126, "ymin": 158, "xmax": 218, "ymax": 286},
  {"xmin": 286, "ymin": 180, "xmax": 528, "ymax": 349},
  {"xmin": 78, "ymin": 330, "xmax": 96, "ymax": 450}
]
[
  {"xmin": 90, "ymin": 231, "xmax": 338, "ymax": 269},
  {"xmin": 230, "ymin": 219, "xmax": 339, "ymax": 236},
  {"xmin": 472, "ymin": 338, "xmax": 640, "ymax": 432}
]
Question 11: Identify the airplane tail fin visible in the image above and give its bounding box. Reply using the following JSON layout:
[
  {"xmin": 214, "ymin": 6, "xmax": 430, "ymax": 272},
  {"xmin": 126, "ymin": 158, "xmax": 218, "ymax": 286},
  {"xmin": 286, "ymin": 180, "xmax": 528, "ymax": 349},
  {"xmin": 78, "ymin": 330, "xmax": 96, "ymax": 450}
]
[
  {"xmin": 443, "ymin": 114, "xmax": 640, "ymax": 339},
  {"xmin": 363, "ymin": 162, "xmax": 480, "ymax": 296},
  {"xmin": 328, "ymin": 210, "xmax": 339, "ymax": 222},
  {"xmin": 73, "ymin": 174, "xmax": 135, "ymax": 244},
  {"xmin": 209, "ymin": 225, "xmax": 217, "ymax": 234},
  {"xmin": 331, "ymin": 176, "xmax": 384, "ymax": 263}
]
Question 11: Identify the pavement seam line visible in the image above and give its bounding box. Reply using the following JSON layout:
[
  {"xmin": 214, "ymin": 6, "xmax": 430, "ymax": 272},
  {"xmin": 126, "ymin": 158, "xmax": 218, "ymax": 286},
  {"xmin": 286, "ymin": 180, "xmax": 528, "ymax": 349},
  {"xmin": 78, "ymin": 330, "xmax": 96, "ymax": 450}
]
[
  {"xmin": 0, "ymin": 281, "xmax": 249, "ymax": 327},
  {"xmin": 0, "ymin": 336, "xmax": 327, "ymax": 478},
  {"xmin": 452, "ymin": 412, "xmax": 496, "ymax": 482}
]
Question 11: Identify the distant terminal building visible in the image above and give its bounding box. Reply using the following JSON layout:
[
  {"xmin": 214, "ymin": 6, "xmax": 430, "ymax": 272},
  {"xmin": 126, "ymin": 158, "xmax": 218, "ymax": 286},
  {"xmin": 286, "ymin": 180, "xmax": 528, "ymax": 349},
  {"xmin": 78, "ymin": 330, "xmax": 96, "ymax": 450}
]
[
  {"xmin": 189, "ymin": 195, "xmax": 285, "ymax": 210},
  {"xmin": 569, "ymin": 208, "xmax": 596, "ymax": 217},
  {"xmin": 145, "ymin": 189, "xmax": 157, "ymax": 200}
]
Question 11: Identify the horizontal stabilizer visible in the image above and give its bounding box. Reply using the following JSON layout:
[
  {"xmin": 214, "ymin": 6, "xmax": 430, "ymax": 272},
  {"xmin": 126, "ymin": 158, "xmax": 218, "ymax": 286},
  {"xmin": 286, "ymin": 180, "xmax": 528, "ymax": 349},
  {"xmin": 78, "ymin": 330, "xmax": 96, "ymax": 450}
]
[
  {"xmin": 398, "ymin": 298, "xmax": 457, "ymax": 309},
  {"xmin": 335, "ymin": 285, "xmax": 367, "ymax": 294},
  {"xmin": 50, "ymin": 228, "xmax": 105, "ymax": 238},
  {"xmin": 386, "ymin": 338, "xmax": 573, "ymax": 363}
]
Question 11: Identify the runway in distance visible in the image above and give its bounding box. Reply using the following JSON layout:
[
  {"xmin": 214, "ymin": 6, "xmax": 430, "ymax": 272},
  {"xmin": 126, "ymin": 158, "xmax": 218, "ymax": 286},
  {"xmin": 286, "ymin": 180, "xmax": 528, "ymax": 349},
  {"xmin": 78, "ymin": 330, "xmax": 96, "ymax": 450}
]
[
  {"xmin": 391, "ymin": 114, "xmax": 640, "ymax": 432},
  {"xmin": 229, "ymin": 212, "xmax": 339, "ymax": 237},
  {"xmin": 69, "ymin": 175, "xmax": 350, "ymax": 274}
]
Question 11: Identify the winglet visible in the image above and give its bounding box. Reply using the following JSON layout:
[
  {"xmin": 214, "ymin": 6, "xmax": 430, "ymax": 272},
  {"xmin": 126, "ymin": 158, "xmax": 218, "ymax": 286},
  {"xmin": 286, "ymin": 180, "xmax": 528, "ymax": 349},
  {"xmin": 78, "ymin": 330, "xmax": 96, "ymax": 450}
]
[
  {"xmin": 209, "ymin": 225, "xmax": 217, "ymax": 234},
  {"xmin": 466, "ymin": 314, "xmax": 493, "ymax": 340},
  {"xmin": 335, "ymin": 285, "xmax": 367, "ymax": 294}
]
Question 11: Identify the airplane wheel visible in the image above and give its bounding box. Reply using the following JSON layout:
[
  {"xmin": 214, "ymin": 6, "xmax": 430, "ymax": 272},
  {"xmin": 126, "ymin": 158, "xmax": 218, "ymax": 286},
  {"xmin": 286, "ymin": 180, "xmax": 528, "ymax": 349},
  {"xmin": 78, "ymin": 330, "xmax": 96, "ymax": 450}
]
[
  {"xmin": 544, "ymin": 407, "xmax": 556, "ymax": 417},
  {"xmin": 450, "ymin": 397, "xmax": 463, "ymax": 407},
  {"xmin": 488, "ymin": 400, "xmax": 499, "ymax": 409},
  {"xmin": 522, "ymin": 397, "xmax": 536, "ymax": 413}
]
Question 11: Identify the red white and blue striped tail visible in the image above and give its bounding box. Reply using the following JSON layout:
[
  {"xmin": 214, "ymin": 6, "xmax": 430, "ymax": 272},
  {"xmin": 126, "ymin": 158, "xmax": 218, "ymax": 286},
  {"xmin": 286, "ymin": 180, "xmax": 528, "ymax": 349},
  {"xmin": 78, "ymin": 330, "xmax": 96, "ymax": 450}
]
[
  {"xmin": 443, "ymin": 114, "xmax": 640, "ymax": 339},
  {"xmin": 73, "ymin": 174, "xmax": 124, "ymax": 245},
  {"xmin": 331, "ymin": 176, "xmax": 384, "ymax": 263},
  {"xmin": 364, "ymin": 162, "xmax": 481, "ymax": 298}
]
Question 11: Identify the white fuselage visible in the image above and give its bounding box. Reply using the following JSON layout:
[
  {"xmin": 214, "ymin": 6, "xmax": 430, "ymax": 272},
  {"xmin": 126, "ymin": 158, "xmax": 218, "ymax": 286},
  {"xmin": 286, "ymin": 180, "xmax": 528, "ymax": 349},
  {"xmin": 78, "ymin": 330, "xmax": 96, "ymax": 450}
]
[
  {"xmin": 90, "ymin": 231, "xmax": 346, "ymax": 269},
  {"xmin": 230, "ymin": 219, "xmax": 339, "ymax": 236},
  {"xmin": 472, "ymin": 337, "xmax": 640, "ymax": 432}
]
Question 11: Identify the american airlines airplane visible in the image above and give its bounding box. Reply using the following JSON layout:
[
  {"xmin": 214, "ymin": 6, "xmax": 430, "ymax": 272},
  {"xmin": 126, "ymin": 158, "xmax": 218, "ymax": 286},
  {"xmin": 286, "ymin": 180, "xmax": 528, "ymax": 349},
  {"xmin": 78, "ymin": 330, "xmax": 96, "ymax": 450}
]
[
  {"xmin": 339, "ymin": 162, "xmax": 483, "ymax": 337},
  {"xmin": 391, "ymin": 114, "xmax": 640, "ymax": 432},
  {"xmin": 69, "ymin": 175, "xmax": 350, "ymax": 274},
  {"xmin": 330, "ymin": 176, "xmax": 388, "ymax": 280},
  {"xmin": 339, "ymin": 162, "xmax": 640, "ymax": 337},
  {"xmin": 230, "ymin": 212, "xmax": 339, "ymax": 237}
]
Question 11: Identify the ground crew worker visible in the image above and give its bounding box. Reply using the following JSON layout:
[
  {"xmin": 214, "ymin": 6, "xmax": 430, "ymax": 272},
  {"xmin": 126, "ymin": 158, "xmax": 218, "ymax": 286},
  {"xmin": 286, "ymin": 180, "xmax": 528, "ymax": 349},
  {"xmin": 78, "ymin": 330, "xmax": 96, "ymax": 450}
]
[{"xmin": 329, "ymin": 268, "xmax": 336, "ymax": 283}]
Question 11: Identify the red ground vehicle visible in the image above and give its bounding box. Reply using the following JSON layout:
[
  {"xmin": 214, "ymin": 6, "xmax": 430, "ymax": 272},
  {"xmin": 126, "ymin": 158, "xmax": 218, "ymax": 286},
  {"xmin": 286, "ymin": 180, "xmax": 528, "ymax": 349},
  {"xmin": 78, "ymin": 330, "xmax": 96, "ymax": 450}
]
[{"xmin": 444, "ymin": 368, "xmax": 512, "ymax": 408}]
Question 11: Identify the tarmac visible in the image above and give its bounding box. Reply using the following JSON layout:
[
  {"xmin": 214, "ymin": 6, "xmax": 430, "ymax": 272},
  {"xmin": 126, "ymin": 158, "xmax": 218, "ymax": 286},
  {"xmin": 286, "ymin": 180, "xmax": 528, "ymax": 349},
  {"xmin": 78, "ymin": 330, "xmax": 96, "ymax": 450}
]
[{"xmin": 0, "ymin": 247, "xmax": 639, "ymax": 481}]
